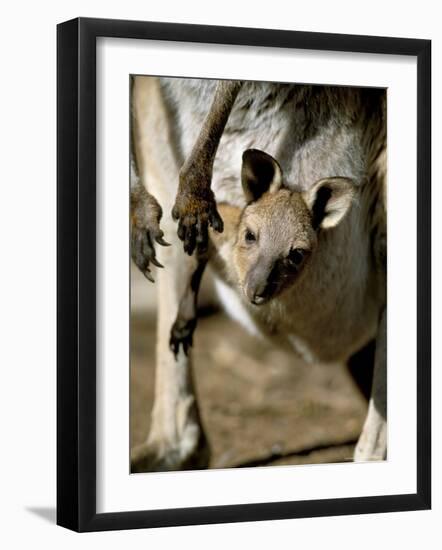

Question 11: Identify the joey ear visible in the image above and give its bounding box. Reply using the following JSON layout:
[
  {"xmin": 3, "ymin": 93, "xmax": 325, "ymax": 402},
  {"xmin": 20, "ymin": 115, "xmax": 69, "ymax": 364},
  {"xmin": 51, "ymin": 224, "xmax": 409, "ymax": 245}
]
[
  {"xmin": 303, "ymin": 177, "xmax": 356, "ymax": 230},
  {"xmin": 241, "ymin": 149, "xmax": 283, "ymax": 203}
]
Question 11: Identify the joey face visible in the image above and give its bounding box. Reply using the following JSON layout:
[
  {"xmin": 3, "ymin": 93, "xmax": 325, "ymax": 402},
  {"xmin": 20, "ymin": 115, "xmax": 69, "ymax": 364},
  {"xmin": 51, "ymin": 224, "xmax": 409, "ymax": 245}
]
[
  {"xmin": 233, "ymin": 149, "xmax": 356, "ymax": 306},
  {"xmin": 235, "ymin": 190, "xmax": 317, "ymax": 304}
]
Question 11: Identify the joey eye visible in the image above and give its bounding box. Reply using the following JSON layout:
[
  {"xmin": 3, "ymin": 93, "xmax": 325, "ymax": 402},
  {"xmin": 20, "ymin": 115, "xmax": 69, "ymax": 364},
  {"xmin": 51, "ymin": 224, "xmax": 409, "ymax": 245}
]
[
  {"xmin": 288, "ymin": 248, "xmax": 305, "ymax": 266},
  {"xmin": 245, "ymin": 229, "xmax": 256, "ymax": 243}
]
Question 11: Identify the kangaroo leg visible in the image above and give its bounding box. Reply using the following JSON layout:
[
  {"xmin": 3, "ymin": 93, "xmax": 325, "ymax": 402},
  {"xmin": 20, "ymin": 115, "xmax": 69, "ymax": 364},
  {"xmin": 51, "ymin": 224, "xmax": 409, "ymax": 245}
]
[
  {"xmin": 131, "ymin": 236, "xmax": 210, "ymax": 472},
  {"xmin": 131, "ymin": 77, "xmax": 209, "ymax": 472},
  {"xmin": 172, "ymin": 80, "xmax": 243, "ymax": 255},
  {"xmin": 169, "ymin": 254, "xmax": 208, "ymax": 357},
  {"xmin": 169, "ymin": 201, "xmax": 241, "ymax": 357},
  {"xmin": 354, "ymin": 308, "xmax": 387, "ymax": 461}
]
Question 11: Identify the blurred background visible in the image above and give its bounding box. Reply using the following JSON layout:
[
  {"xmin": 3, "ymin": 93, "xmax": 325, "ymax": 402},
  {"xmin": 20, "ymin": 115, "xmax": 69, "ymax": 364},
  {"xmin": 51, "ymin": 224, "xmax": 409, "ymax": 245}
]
[{"xmin": 130, "ymin": 264, "xmax": 369, "ymax": 469}]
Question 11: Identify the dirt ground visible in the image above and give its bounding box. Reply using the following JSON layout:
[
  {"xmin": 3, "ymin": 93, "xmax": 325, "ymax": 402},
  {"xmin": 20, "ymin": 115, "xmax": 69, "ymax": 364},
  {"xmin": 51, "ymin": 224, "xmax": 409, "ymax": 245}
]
[{"xmin": 130, "ymin": 267, "xmax": 368, "ymax": 470}]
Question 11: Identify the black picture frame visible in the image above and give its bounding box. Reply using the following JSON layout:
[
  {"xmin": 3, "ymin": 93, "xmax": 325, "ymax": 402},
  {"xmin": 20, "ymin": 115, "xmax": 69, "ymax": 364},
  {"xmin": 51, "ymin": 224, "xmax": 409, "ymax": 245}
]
[{"xmin": 57, "ymin": 17, "xmax": 431, "ymax": 532}]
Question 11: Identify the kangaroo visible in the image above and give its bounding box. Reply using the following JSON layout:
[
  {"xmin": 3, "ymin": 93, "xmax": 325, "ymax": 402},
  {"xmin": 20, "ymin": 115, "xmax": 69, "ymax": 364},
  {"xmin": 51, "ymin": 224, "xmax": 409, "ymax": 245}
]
[{"xmin": 130, "ymin": 77, "xmax": 386, "ymax": 472}]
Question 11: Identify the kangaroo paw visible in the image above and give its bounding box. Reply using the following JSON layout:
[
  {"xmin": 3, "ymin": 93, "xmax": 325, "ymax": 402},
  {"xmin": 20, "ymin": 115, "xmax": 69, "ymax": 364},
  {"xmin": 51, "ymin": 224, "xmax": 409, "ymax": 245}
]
[
  {"xmin": 169, "ymin": 317, "xmax": 197, "ymax": 357},
  {"xmin": 172, "ymin": 187, "xmax": 223, "ymax": 256},
  {"xmin": 131, "ymin": 191, "xmax": 170, "ymax": 281}
]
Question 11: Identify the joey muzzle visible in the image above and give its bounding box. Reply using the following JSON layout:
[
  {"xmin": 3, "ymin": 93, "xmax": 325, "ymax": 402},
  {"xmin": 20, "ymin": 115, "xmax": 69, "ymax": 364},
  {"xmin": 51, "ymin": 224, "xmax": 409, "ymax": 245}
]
[{"xmin": 245, "ymin": 257, "xmax": 278, "ymax": 305}]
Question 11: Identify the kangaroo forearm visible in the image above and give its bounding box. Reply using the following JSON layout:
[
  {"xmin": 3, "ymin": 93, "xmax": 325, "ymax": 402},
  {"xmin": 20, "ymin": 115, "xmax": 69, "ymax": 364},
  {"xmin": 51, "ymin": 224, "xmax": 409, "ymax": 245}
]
[
  {"xmin": 180, "ymin": 80, "xmax": 243, "ymax": 192},
  {"xmin": 172, "ymin": 80, "xmax": 242, "ymax": 255}
]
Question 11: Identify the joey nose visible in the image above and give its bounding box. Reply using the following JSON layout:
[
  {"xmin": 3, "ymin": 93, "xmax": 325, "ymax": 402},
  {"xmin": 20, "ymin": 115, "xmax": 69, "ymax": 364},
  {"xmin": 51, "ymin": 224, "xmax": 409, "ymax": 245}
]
[
  {"xmin": 245, "ymin": 258, "xmax": 274, "ymax": 305},
  {"xmin": 245, "ymin": 276, "xmax": 269, "ymax": 305}
]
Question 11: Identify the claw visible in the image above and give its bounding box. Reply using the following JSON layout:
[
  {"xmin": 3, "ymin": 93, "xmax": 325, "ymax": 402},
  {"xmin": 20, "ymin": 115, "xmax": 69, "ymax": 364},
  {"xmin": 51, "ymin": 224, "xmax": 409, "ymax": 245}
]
[
  {"xmin": 155, "ymin": 234, "xmax": 171, "ymax": 247},
  {"xmin": 150, "ymin": 256, "xmax": 164, "ymax": 269},
  {"xmin": 209, "ymin": 210, "xmax": 224, "ymax": 233},
  {"xmin": 169, "ymin": 335, "xmax": 181, "ymax": 359},
  {"xmin": 169, "ymin": 317, "xmax": 196, "ymax": 358},
  {"xmin": 143, "ymin": 268, "xmax": 155, "ymax": 283},
  {"xmin": 131, "ymin": 227, "xmax": 165, "ymax": 281},
  {"xmin": 177, "ymin": 220, "xmax": 186, "ymax": 241},
  {"xmin": 184, "ymin": 224, "xmax": 196, "ymax": 256},
  {"xmin": 169, "ymin": 339, "xmax": 175, "ymax": 353},
  {"xmin": 196, "ymin": 218, "xmax": 208, "ymax": 254}
]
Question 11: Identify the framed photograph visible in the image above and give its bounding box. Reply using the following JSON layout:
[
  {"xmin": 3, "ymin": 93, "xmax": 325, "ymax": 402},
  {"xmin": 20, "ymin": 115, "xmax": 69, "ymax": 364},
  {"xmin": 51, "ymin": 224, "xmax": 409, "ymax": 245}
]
[{"xmin": 57, "ymin": 17, "xmax": 431, "ymax": 532}]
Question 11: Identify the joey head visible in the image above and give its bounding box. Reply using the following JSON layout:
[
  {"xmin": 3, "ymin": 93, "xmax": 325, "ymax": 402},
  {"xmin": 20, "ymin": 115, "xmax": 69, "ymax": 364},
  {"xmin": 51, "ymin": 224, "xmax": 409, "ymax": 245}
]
[{"xmin": 232, "ymin": 149, "xmax": 357, "ymax": 305}]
